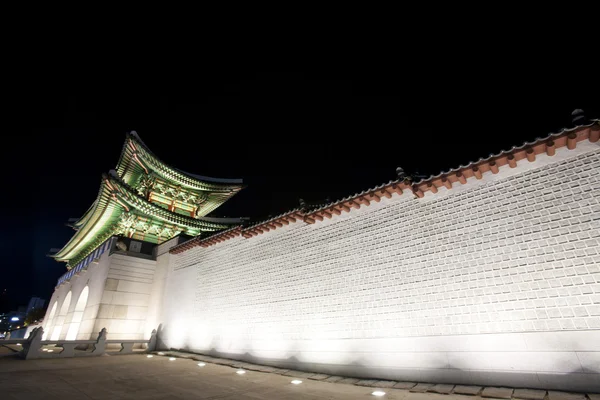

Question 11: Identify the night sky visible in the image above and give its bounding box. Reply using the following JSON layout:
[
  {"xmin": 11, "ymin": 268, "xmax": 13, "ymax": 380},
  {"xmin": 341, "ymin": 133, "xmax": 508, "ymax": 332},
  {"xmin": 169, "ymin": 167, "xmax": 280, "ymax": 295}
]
[{"xmin": 2, "ymin": 71, "xmax": 598, "ymax": 313}]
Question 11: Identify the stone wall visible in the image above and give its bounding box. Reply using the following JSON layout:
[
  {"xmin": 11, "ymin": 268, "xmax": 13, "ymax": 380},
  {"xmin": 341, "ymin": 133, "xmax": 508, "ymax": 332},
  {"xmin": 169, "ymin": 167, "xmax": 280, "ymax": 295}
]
[
  {"xmin": 44, "ymin": 250, "xmax": 158, "ymax": 341},
  {"xmin": 159, "ymin": 141, "xmax": 600, "ymax": 391},
  {"xmin": 44, "ymin": 249, "xmax": 111, "ymax": 341},
  {"xmin": 94, "ymin": 254, "xmax": 156, "ymax": 340}
]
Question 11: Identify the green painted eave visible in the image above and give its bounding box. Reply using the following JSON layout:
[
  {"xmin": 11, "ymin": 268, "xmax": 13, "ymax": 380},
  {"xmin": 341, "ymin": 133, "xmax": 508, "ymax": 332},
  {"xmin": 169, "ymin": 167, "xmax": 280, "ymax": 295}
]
[
  {"xmin": 52, "ymin": 180, "xmax": 122, "ymax": 264},
  {"xmin": 53, "ymin": 172, "xmax": 236, "ymax": 268},
  {"xmin": 115, "ymin": 131, "xmax": 244, "ymax": 193}
]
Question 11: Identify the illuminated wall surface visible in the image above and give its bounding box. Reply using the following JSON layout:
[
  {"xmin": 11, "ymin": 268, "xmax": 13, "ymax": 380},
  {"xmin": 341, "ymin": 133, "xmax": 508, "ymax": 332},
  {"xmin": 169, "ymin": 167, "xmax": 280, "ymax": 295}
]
[
  {"xmin": 44, "ymin": 251, "xmax": 158, "ymax": 342},
  {"xmin": 160, "ymin": 143, "xmax": 600, "ymax": 391}
]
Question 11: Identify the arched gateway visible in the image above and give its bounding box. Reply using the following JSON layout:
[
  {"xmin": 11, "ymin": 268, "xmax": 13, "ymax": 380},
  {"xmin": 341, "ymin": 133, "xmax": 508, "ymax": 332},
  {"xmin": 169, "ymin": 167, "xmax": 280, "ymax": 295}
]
[{"xmin": 46, "ymin": 131, "xmax": 243, "ymax": 341}]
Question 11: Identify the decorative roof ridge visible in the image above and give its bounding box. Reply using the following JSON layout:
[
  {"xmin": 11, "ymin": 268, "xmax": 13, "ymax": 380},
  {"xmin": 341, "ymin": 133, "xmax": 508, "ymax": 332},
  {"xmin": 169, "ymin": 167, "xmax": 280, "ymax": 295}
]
[
  {"xmin": 306, "ymin": 119, "xmax": 600, "ymax": 215},
  {"xmin": 241, "ymin": 208, "xmax": 306, "ymax": 238},
  {"xmin": 305, "ymin": 180, "xmax": 404, "ymax": 216},
  {"xmin": 412, "ymin": 119, "xmax": 600, "ymax": 186},
  {"xmin": 244, "ymin": 208, "xmax": 304, "ymax": 230},
  {"xmin": 168, "ymin": 116, "xmax": 599, "ymax": 255},
  {"xmin": 170, "ymin": 226, "xmax": 242, "ymax": 254},
  {"xmin": 127, "ymin": 131, "xmax": 244, "ymax": 185}
]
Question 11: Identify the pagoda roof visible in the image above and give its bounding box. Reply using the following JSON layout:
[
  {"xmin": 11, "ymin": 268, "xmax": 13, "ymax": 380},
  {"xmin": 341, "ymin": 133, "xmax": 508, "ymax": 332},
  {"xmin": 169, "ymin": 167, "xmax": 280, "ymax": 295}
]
[
  {"xmin": 115, "ymin": 131, "xmax": 243, "ymax": 191},
  {"xmin": 53, "ymin": 170, "xmax": 238, "ymax": 267},
  {"xmin": 53, "ymin": 129, "xmax": 246, "ymax": 269}
]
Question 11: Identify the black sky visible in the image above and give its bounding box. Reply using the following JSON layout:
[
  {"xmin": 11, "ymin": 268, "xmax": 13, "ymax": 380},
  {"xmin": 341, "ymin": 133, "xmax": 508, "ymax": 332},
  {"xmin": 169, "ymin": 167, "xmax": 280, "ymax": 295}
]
[{"xmin": 2, "ymin": 71, "xmax": 598, "ymax": 312}]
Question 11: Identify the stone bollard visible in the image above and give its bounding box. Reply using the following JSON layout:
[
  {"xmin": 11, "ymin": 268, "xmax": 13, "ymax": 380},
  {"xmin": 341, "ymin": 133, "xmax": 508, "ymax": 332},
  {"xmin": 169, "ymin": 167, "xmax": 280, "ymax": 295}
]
[
  {"xmin": 92, "ymin": 328, "xmax": 107, "ymax": 355},
  {"xmin": 5, "ymin": 332, "xmax": 11, "ymax": 340},
  {"xmin": 147, "ymin": 329, "xmax": 157, "ymax": 352},
  {"xmin": 23, "ymin": 327, "xmax": 44, "ymax": 360}
]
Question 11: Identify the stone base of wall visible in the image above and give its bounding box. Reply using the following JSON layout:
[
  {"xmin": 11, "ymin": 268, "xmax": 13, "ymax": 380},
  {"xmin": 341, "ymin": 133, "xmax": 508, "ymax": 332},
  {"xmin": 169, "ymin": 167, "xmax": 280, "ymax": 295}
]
[{"xmin": 169, "ymin": 330, "xmax": 599, "ymax": 392}]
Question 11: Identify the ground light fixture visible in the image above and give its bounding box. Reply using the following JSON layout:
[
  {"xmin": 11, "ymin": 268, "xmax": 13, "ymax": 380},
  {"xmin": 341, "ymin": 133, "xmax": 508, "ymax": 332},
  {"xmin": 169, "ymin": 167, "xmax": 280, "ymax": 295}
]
[
  {"xmin": 197, "ymin": 363, "xmax": 206, "ymax": 367},
  {"xmin": 48, "ymin": 350, "xmax": 54, "ymax": 353},
  {"xmin": 169, "ymin": 357, "xmax": 176, "ymax": 361},
  {"xmin": 157, "ymin": 352, "xmax": 165, "ymax": 355},
  {"xmin": 236, "ymin": 369, "xmax": 246, "ymax": 375},
  {"xmin": 372, "ymin": 391, "xmax": 386, "ymax": 396},
  {"xmin": 291, "ymin": 380, "xmax": 302, "ymax": 385},
  {"xmin": 147, "ymin": 355, "xmax": 153, "ymax": 358}
]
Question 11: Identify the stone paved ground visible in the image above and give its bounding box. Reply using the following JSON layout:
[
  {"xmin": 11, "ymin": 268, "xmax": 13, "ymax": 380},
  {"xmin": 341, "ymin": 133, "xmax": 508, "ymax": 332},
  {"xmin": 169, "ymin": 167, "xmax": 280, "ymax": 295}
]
[
  {"xmin": 0, "ymin": 351, "xmax": 598, "ymax": 400},
  {"xmin": 0, "ymin": 353, "xmax": 457, "ymax": 400}
]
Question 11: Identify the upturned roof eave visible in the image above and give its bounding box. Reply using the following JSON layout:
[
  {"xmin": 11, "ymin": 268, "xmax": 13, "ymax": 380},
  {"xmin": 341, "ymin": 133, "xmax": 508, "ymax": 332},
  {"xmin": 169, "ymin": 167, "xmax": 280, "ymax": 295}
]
[
  {"xmin": 52, "ymin": 181, "xmax": 119, "ymax": 262},
  {"xmin": 53, "ymin": 171, "xmax": 239, "ymax": 265},
  {"xmin": 115, "ymin": 131, "xmax": 244, "ymax": 190}
]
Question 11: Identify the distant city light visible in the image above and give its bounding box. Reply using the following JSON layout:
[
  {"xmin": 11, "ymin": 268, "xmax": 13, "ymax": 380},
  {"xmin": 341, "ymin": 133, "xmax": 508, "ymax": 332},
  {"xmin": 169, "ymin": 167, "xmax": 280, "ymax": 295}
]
[
  {"xmin": 10, "ymin": 317, "xmax": 19, "ymax": 321},
  {"xmin": 291, "ymin": 380, "xmax": 302, "ymax": 385}
]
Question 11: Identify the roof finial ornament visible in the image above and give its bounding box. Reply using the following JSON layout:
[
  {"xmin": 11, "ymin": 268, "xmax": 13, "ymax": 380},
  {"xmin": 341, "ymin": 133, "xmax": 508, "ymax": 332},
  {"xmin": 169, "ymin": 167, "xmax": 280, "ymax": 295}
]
[
  {"xmin": 571, "ymin": 109, "xmax": 588, "ymax": 126},
  {"xmin": 396, "ymin": 167, "xmax": 414, "ymax": 183},
  {"xmin": 299, "ymin": 198, "xmax": 306, "ymax": 209},
  {"xmin": 396, "ymin": 167, "xmax": 406, "ymax": 180}
]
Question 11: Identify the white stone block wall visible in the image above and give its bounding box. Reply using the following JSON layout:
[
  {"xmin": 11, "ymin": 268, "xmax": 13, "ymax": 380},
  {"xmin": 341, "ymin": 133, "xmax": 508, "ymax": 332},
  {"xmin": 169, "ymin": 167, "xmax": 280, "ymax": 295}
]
[
  {"xmin": 43, "ymin": 251, "xmax": 158, "ymax": 341},
  {"xmin": 94, "ymin": 254, "xmax": 156, "ymax": 340},
  {"xmin": 146, "ymin": 236, "xmax": 180, "ymax": 338},
  {"xmin": 160, "ymin": 142, "xmax": 600, "ymax": 391},
  {"xmin": 43, "ymin": 249, "xmax": 112, "ymax": 341}
]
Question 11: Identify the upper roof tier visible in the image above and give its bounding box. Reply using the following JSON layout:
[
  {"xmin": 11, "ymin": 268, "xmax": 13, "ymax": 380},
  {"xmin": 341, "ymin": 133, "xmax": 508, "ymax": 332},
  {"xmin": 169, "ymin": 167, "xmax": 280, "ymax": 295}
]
[{"xmin": 115, "ymin": 131, "xmax": 243, "ymax": 191}]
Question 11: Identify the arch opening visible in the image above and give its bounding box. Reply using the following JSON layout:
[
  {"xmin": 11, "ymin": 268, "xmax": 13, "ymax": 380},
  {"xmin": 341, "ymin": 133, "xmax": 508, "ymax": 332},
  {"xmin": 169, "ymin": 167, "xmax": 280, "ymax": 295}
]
[
  {"xmin": 66, "ymin": 287, "xmax": 89, "ymax": 340},
  {"xmin": 42, "ymin": 301, "xmax": 58, "ymax": 340},
  {"xmin": 51, "ymin": 291, "xmax": 71, "ymax": 341}
]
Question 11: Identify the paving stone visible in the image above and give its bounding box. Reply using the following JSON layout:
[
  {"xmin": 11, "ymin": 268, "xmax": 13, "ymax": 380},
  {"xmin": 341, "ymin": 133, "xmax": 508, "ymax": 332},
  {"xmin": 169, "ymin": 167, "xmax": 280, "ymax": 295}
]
[
  {"xmin": 393, "ymin": 381, "xmax": 417, "ymax": 390},
  {"xmin": 324, "ymin": 376, "xmax": 345, "ymax": 383},
  {"xmin": 482, "ymin": 387, "xmax": 514, "ymax": 399},
  {"xmin": 238, "ymin": 364, "xmax": 267, "ymax": 372},
  {"xmin": 454, "ymin": 385, "xmax": 482, "ymax": 396},
  {"xmin": 209, "ymin": 358, "xmax": 235, "ymax": 366},
  {"xmin": 252, "ymin": 365, "xmax": 278, "ymax": 373},
  {"xmin": 338, "ymin": 378, "xmax": 360, "ymax": 385},
  {"xmin": 587, "ymin": 395, "xmax": 600, "ymax": 400},
  {"xmin": 514, "ymin": 389, "xmax": 547, "ymax": 400},
  {"xmin": 355, "ymin": 379, "xmax": 380, "ymax": 387},
  {"xmin": 307, "ymin": 374, "xmax": 331, "ymax": 381},
  {"xmin": 429, "ymin": 384, "xmax": 455, "ymax": 394},
  {"xmin": 547, "ymin": 392, "xmax": 586, "ymax": 400},
  {"xmin": 191, "ymin": 355, "xmax": 212, "ymax": 362},
  {"xmin": 282, "ymin": 370, "xmax": 314, "ymax": 378},
  {"xmin": 374, "ymin": 381, "xmax": 397, "ymax": 388},
  {"xmin": 270, "ymin": 368, "xmax": 290, "ymax": 374},
  {"xmin": 411, "ymin": 383, "xmax": 436, "ymax": 392}
]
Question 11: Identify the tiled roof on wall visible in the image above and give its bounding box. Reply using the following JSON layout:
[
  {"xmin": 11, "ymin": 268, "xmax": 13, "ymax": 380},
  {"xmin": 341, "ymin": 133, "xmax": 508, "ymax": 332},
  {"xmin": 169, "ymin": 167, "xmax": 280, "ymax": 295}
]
[{"xmin": 169, "ymin": 119, "xmax": 599, "ymax": 255}]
